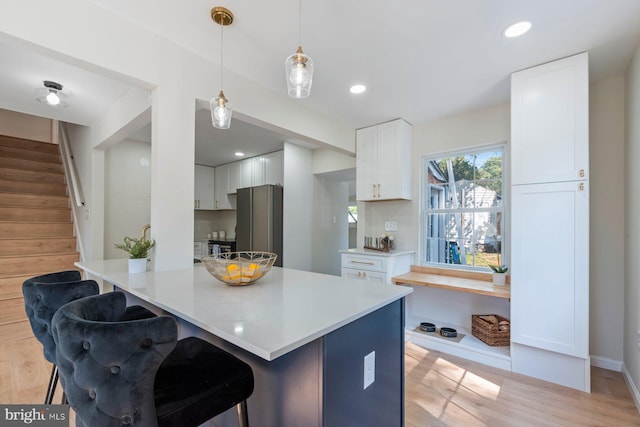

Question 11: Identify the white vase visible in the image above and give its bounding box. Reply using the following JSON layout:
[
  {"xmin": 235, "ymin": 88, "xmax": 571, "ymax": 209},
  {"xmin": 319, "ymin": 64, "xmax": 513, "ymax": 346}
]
[
  {"xmin": 128, "ymin": 258, "xmax": 147, "ymax": 274},
  {"xmin": 492, "ymin": 272, "xmax": 506, "ymax": 286}
]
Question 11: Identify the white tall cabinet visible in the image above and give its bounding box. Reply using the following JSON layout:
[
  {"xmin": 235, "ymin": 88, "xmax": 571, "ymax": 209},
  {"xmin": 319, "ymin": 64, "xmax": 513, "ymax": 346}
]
[{"xmin": 510, "ymin": 52, "xmax": 590, "ymax": 391}]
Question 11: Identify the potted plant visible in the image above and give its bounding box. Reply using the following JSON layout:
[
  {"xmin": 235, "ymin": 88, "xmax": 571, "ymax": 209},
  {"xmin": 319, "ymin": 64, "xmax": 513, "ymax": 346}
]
[
  {"xmin": 489, "ymin": 251, "xmax": 508, "ymax": 286},
  {"xmin": 115, "ymin": 236, "xmax": 155, "ymax": 274}
]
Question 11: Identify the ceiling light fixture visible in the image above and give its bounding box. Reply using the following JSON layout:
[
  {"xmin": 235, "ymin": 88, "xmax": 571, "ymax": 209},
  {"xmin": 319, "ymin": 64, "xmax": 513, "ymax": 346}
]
[
  {"xmin": 285, "ymin": 0, "xmax": 313, "ymax": 98},
  {"xmin": 36, "ymin": 80, "xmax": 68, "ymax": 107},
  {"xmin": 234, "ymin": 152, "xmax": 245, "ymax": 157},
  {"xmin": 350, "ymin": 84, "xmax": 366, "ymax": 94},
  {"xmin": 210, "ymin": 6, "xmax": 233, "ymax": 129},
  {"xmin": 503, "ymin": 21, "xmax": 532, "ymax": 38}
]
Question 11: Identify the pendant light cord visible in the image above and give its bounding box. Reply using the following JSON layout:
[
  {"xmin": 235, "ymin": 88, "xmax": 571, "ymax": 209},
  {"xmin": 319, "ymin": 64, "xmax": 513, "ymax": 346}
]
[
  {"xmin": 298, "ymin": 0, "xmax": 303, "ymax": 47},
  {"xmin": 220, "ymin": 21, "xmax": 224, "ymax": 89}
]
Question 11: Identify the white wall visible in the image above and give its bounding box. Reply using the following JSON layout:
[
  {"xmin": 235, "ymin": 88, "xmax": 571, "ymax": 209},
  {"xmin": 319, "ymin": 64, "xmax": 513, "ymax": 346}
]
[
  {"xmin": 312, "ymin": 149, "xmax": 356, "ymax": 174},
  {"xmin": 104, "ymin": 139, "xmax": 152, "ymax": 259},
  {"xmin": 589, "ymin": 76, "xmax": 626, "ymax": 368},
  {"xmin": 0, "ymin": 108, "xmax": 52, "ymax": 142},
  {"xmin": 311, "ymin": 175, "xmax": 349, "ymax": 276},
  {"xmin": 624, "ymin": 42, "xmax": 640, "ymax": 403},
  {"xmin": 194, "ymin": 210, "xmax": 237, "ymax": 240},
  {"xmin": 283, "ymin": 143, "xmax": 313, "ymax": 270}
]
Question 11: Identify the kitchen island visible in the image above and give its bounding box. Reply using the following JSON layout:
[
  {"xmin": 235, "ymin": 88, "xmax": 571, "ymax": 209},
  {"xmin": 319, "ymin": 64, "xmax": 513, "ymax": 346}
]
[{"xmin": 76, "ymin": 259, "xmax": 412, "ymax": 427}]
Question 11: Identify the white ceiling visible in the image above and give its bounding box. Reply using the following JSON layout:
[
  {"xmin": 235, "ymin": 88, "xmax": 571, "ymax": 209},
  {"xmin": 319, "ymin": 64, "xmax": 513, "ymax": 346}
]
[{"xmin": 2, "ymin": 0, "xmax": 640, "ymax": 166}]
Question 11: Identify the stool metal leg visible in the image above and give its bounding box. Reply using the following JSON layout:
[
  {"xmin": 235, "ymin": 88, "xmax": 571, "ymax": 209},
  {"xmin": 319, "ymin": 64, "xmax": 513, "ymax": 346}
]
[
  {"xmin": 237, "ymin": 401, "xmax": 249, "ymax": 427},
  {"xmin": 45, "ymin": 365, "xmax": 59, "ymax": 404}
]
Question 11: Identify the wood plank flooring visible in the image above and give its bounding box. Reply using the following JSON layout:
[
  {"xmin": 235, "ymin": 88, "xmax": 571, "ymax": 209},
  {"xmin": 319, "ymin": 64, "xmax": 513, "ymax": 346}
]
[
  {"xmin": 2, "ymin": 335, "xmax": 639, "ymax": 426},
  {"xmin": 405, "ymin": 342, "xmax": 640, "ymax": 426}
]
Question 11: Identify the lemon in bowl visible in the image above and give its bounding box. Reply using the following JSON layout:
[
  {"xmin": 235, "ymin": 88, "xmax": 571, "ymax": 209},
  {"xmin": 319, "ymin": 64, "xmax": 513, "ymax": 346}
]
[{"xmin": 201, "ymin": 252, "xmax": 277, "ymax": 285}]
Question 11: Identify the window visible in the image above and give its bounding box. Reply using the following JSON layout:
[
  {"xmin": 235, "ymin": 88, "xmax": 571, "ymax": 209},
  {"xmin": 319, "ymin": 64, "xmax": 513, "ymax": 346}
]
[
  {"xmin": 348, "ymin": 204, "xmax": 357, "ymax": 224},
  {"xmin": 420, "ymin": 145, "xmax": 506, "ymax": 270}
]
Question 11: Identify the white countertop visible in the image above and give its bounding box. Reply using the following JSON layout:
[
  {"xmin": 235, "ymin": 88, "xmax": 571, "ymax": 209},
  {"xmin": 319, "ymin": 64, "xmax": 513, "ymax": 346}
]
[
  {"xmin": 339, "ymin": 248, "xmax": 416, "ymax": 257},
  {"xmin": 76, "ymin": 259, "xmax": 412, "ymax": 361}
]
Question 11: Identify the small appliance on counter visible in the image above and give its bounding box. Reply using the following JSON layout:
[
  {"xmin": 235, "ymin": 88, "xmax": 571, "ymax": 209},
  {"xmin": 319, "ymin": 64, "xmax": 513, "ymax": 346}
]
[{"xmin": 208, "ymin": 238, "xmax": 236, "ymax": 255}]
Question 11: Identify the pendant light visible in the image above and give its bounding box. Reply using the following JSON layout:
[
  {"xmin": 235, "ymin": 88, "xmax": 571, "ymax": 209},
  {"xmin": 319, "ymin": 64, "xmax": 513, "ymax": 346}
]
[
  {"xmin": 285, "ymin": 0, "xmax": 313, "ymax": 98},
  {"xmin": 210, "ymin": 7, "xmax": 233, "ymax": 129}
]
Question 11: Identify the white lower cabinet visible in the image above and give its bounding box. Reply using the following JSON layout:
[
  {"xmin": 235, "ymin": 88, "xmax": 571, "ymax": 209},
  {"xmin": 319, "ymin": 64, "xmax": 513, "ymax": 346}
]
[
  {"xmin": 341, "ymin": 268, "xmax": 386, "ymax": 283},
  {"xmin": 511, "ymin": 180, "xmax": 589, "ymax": 391},
  {"xmin": 340, "ymin": 250, "xmax": 414, "ymax": 285}
]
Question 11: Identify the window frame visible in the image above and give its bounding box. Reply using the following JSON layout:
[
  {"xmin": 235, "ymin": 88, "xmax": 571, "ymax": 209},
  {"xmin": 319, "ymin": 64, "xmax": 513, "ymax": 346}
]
[{"xmin": 419, "ymin": 142, "xmax": 508, "ymax": 272}]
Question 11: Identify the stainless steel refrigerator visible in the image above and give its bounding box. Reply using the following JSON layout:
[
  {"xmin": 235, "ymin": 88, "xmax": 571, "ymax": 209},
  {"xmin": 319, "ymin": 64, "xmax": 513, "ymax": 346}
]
[{"xmin": 236, "ymin": 184, "xmax": 283, "ymax": 267}]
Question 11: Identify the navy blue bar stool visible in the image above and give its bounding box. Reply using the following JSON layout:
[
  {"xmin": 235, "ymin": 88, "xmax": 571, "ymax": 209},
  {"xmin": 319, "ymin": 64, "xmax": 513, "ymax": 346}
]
[
  {"xmin": 52, "ymin": 292, "xmax": 254, "ymax": 427},
  {"xmin": 22, "ymin": 271, "xmax": 155, "ymax": 404}
]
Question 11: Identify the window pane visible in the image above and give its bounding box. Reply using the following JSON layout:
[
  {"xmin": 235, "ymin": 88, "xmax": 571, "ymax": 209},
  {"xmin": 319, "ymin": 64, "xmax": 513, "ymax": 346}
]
[
  {"xmin": 348, "ymin": 205, "xmax": 357, "ymax": 223},
  {"xmin": 473, "ymin": 179, "xmax": 502, "ymax": 207},
  {"xmin": 421, "ymin": 146, "xmax": 505, "ymax": 271}
]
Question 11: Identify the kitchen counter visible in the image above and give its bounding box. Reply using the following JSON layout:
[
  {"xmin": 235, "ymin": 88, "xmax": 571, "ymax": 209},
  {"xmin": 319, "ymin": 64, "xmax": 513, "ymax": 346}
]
[
  {"xmin": 76, "ymin": 259, "xmax": 411, "ymax": 426},
  {"xmin": 76, "ymin": 259, "xmax": 411, "ymax": 360},
  {"xmin": 339, "ymin": 248, "xmax": 416, "ymax": 257}
]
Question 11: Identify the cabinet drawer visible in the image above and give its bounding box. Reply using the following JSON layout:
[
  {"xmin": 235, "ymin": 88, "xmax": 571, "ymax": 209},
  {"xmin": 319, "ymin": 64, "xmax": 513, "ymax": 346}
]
[
  {"xmin": 341, "ymin": 268, "xmax": 386, "ymax": 283},
  {"xmin": 341, "ymin": 254, "xmax": 386, "ymax": 272}
]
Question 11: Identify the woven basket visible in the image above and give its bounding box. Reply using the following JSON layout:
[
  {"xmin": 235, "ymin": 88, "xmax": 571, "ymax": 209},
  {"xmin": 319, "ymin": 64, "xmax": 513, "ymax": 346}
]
[{"xmin": 471, "ymin": 314, "xmax": 510, "ymax": 346}]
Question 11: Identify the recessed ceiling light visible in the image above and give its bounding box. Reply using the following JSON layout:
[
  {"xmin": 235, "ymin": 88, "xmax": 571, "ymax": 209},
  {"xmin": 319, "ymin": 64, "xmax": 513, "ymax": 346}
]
[
  {"xmin": 234, "ymin": 152, "xmax": 245, "ymax": 157},
  {"xmin": 350, "ymin": 84, "xmax": 366, "ymax": 94},
  {"xmin": 503, "ymin": 21, "xmax": 532, "ymax": 38}
]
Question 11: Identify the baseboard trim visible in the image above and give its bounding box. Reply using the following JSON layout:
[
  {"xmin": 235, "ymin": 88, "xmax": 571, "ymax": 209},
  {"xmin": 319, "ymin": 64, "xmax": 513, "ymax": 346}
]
[
  {"xmin": 622, "ymin": 364, "xmax": 640, "ymax": 414},
  {"xmin": 590, "ymin": 355, "xmax": 623, "ymax": 371}
]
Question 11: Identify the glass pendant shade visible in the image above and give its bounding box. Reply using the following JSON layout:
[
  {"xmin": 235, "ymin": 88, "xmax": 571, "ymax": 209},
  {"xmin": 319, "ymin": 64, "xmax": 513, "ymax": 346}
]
[
  {"xmin": 285, "ymin": 46, "xmax": 313, "ymax": 99},
  {"xmin": 210, "ymin": 90, "xmax": 232, "ymax": 129}
]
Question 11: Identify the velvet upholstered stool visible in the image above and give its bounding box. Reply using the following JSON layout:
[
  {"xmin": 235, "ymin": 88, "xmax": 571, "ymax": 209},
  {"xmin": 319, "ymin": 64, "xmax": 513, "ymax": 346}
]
[
  {"xmin": 52, "ymin": 292, "xmax": 255, "ymax": 427},
  {"xmin": 22, "ymin": 271, "xmax": 155, "ymax": 404}
]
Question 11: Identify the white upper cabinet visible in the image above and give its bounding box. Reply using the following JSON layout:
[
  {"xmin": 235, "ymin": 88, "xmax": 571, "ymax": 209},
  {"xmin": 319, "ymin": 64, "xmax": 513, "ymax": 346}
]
[
  {"xmin": 251, "ymin": 151, "xmax": 283, "ymax": 187},
  {"xmin": 511, "ymin": 53, "xmax": 589, "ymax": 185},
  {"xmin": 356, "ymin": 119, "xmax": 412, "ymax": 201},
  {"xmin": 224, "ymin": 150, "xmax": 283, "ymax": 195},
  {"xmin": 263, "ymin": 151, "xmax": 284, "ymax": 186},
  {"xmin": 214, "ymin": 164, "xmax": 233, "ymax": 210},
  {"xmin": 228, "ymin": 159, "xmax": 252, "ymax": 194},
  {"xmin": 194, "ymin": 164, "xmax": 215, "ymax": 210}
]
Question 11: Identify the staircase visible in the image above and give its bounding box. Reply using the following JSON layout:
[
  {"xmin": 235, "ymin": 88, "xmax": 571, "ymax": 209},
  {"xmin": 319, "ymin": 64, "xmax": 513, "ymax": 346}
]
[{"xmin": 0, "ymin": 135, "xmax": 79, "ymax": 340}]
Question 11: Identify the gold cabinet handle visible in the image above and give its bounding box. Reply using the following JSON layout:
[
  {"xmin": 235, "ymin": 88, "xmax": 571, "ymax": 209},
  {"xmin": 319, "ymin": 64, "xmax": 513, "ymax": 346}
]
[
  {"xmin": 579, "ymin": 182, "xmax": 585, "ymax": 191},
  {"xmin": 351, "ymin": 260, "xmax": 375, "ymax": 265},
  {"xmin": 579, "ymin": 169, "xmax": 585, "ymax": 178}
]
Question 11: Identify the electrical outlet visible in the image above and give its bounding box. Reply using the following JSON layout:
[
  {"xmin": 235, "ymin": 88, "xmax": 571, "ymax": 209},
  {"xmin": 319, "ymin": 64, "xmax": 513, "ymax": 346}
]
[
  {"xmin": 384, "ymin": 221, "xmax": 398, "ymax": 232},
  {"xmin": 364, "ymin": 351, "xmax": 375, "ymax": 389}
]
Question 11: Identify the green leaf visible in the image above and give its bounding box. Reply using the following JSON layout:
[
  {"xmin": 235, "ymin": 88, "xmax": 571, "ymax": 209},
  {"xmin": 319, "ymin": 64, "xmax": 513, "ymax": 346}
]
[{"xmin": 114, "ymin": 236, "xmax": 155, "ymax": 259}]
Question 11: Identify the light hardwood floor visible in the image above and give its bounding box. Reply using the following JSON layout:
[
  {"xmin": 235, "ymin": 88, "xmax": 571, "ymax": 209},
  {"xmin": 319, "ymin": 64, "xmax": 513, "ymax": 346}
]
[
  {"xmin": 2, "ymin": 334, "xmax": 639, "ymax": 426},
  {"xmin": 405, "ymin": 342, "xmax": 640, "ymax": 426}
]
